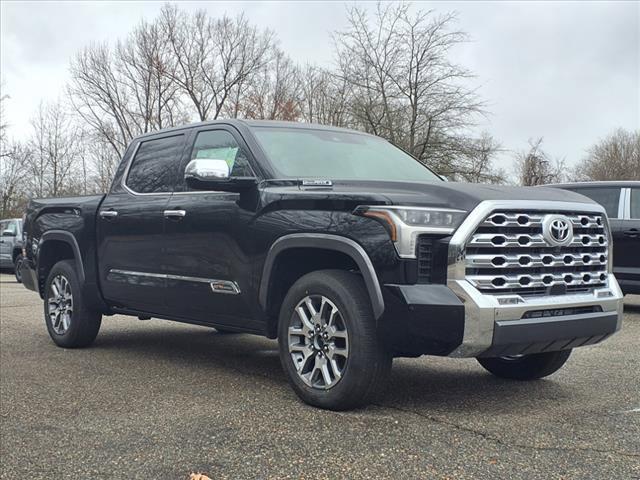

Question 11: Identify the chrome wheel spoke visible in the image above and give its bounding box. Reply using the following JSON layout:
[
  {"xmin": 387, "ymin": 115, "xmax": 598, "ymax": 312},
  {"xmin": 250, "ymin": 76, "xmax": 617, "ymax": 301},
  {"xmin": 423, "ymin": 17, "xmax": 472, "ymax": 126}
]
[
  {"xmin": 327, "ymin": 344, "xmax": 348, "ymax": 359},
  {"xmin": 61, "ymin": 313, "xmax": 71, "ymax": 331},
  {"xmin": 295, "ymin": 305, "xmax": 315, "ymax": 333},
  {"xmin": 329, "ymin": 358, "xmax": 343, "ymax": 380},
  {"xmin": 318, "ymin": 356, "xmax": 332, "ymax": 386},
  {"xmin": 304, "ymin": 297, "xmax": 317, "ymax": 318},
  {"xmin": 288, "ymin": 325, "xmax": 306, "ymax": 336},
  {"xmin": 327, "ymin": 325, "xmax": 348, "ymax": 340}
]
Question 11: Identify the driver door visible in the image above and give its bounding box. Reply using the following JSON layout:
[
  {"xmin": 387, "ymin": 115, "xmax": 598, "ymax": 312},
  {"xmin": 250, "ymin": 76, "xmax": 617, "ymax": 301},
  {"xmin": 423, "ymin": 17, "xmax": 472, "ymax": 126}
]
[{"xmin": 162, "ymin": 126, "xmax": 260, "ymax": 328}]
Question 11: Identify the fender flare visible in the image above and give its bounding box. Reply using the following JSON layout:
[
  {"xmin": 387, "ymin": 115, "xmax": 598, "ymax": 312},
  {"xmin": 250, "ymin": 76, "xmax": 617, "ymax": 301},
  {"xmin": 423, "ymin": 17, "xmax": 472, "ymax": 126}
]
[
  {"xmin": 259, "ymin": 233, "xmax": 385, "ymax": 319},
  {"xmin": 39, "ymin": 230, "xmax": 85, "ymax": 282}
]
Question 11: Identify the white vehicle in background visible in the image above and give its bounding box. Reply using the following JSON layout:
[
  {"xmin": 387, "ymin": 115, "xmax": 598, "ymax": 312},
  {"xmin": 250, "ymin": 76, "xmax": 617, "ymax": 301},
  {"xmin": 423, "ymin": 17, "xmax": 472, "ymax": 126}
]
[{"xmin": 0, "ymin": 218, "xmax": 25, "ymax": 283}]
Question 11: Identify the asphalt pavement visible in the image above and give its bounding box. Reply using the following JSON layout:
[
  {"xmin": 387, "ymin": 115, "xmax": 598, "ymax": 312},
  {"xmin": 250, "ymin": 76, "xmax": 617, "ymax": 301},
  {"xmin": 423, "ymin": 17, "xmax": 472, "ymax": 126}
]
[{"xmin": 1, "ymin": 273, "xmax": 638, "ymax": 479}]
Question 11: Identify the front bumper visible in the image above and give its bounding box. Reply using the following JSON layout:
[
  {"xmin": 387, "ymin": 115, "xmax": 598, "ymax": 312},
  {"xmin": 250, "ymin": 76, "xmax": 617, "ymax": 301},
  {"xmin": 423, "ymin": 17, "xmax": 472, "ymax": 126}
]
[
  {"xmin": 447, "ymin": 273, "xmax": 623, "ymax": 358},
  {"xmin": 382, "ymin": 274, "xmax": 623, "ymax": 358}
]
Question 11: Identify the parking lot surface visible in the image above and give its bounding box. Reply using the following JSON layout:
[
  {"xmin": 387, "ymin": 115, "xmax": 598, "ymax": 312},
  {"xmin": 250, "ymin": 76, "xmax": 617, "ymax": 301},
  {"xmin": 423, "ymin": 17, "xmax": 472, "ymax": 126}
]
[{"xmin": 1, "ymin": 273, "xmax": 638, "ymax": 479}]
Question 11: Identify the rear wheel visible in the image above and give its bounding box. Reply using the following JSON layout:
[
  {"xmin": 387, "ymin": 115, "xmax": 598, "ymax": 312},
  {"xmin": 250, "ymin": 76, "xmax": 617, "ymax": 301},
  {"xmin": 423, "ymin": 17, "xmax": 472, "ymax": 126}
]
[
  {"xmin": 477, "ymin": 350, "xmax": 572, "ymax": 380},
  {"xmin": 13, "ymin": 254, "xmax": 23, "ymax": 283},
  {"xmin": 44, "ymin": 260, "xmax": 102, "ymax": 348},
  {"xmin": 278, "ymin": 270, "xmax": 391, "ymax": 410}
]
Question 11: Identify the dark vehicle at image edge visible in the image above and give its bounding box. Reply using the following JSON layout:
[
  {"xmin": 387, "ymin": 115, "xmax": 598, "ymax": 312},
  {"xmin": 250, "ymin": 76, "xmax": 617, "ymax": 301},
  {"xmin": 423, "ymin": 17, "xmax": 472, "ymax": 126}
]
[
  {"xmin": 20, "ymin": 120, "xmax": 624, "ymax": 410},
  {"xmin": 545, "ymin": 181, "xmax": 640, "ymax": 295}
]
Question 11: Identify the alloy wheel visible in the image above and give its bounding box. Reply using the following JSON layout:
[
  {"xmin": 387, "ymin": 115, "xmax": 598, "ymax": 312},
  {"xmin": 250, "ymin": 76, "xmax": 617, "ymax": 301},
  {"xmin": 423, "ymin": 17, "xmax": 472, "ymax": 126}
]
[
  {"xmin": 47, "ymin": 274, "xmax": 73, "ymax": 335},
  {"xmin": 287, "ymin": 295, "xmax": 349, "ymax": 389}
]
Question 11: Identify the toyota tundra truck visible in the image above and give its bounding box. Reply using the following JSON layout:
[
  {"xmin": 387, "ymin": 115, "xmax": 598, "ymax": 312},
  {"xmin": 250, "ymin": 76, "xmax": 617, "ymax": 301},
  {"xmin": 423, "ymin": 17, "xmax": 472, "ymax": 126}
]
[{"xmin": 20, "ymin": 120, "xmax": 624, "ymax": 410}]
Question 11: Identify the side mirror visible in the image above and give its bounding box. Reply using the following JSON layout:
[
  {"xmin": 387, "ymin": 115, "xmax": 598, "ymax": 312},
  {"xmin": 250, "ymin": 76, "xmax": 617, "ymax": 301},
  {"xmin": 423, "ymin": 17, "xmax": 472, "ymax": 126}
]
[{"xmin": 184, "ymin": 158, "xmax": 256, "ymax": 192}]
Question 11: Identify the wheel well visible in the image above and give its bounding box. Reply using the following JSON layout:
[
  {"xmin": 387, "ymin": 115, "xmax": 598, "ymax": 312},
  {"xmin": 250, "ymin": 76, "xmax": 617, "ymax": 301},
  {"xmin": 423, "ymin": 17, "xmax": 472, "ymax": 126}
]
[
  {"xmin": 264, "ymin": 247, "xmax": 358, "ymax": 338},
  {"xmin": 37, "ymin": 240, "xmax": 75, "ymax": 295}
]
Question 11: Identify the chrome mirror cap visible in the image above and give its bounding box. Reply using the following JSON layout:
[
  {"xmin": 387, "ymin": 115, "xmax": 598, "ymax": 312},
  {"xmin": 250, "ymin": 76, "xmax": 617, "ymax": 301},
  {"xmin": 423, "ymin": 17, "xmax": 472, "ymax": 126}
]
[{"xmin": 184, "ymin": 158, "xmax": 230, "ymax": 182}]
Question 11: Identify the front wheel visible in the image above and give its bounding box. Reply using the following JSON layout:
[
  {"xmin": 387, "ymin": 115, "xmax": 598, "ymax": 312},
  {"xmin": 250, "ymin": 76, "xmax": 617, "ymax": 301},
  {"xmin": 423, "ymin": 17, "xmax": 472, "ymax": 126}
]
[
  {"xmin": 13, "ymin": 254, "xmax": 23, "ymax": 283},
  {"xmin": 278, "ymin": 270, "xmax": 391, "ymax": 411},
  {"xmin": 44, "ymin": 260, "xmax": 102, "ymax": 348},
  {"xmin": 477, "ymin": 350, "xmax": 572, "ymax": 380}
]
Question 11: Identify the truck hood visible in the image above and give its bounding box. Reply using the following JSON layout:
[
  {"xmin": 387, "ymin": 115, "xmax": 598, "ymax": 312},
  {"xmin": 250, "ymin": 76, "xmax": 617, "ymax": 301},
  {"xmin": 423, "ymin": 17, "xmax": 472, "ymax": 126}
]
[
  {"xmin": 352, "ymin": 180, "xmax": 593, "ymax": 211},
  {"xmin": 261, "ymin": 179, "xmax": 596, "ymax": 213}
]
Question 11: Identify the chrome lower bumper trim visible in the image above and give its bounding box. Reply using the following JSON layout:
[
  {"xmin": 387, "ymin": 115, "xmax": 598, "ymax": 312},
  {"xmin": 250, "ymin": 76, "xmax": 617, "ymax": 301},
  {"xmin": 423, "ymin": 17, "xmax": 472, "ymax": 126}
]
[{"xmin": 447, "ymin": 273, "xmax": 623, "ymax": 358}]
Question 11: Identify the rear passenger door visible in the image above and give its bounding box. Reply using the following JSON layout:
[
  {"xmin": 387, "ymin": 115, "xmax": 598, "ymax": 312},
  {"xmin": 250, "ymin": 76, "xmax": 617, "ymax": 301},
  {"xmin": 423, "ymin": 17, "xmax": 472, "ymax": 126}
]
[
  {"xmin": 97, "ymin": 133, "xmax": 187, "ymax": 313},
  {"xmin": 616, "ymin": 187, "xmax": 640, "ymax": 292}
]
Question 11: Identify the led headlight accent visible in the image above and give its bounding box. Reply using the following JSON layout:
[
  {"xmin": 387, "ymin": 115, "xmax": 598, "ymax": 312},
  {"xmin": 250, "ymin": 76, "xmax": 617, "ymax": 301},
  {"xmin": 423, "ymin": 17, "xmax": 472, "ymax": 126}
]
[{"xmin": 357, "ymin": 206, "xmax": 467, "ymax": 258}]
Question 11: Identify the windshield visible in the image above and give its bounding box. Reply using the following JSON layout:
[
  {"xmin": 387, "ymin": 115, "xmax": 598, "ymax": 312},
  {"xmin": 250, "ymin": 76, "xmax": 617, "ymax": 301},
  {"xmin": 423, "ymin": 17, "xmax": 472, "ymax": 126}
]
[{"xmin": 252, "ymin": 127, "xmax": 441, "ymax": 183}]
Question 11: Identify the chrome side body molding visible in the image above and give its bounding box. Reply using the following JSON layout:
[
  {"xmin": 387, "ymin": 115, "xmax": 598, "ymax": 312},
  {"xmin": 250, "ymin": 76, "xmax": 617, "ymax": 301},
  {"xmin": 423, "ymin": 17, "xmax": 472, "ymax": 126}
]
[{"xmin": 108, "ymin": 269, "xmax": 241, "ymax": 295}]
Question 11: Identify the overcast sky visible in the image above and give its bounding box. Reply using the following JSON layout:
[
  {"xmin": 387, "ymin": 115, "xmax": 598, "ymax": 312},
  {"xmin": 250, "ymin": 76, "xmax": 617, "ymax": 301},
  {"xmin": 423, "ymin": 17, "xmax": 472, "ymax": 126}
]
[{"xmin": 1, "ymin": 0, "xmax": 639, "ymax": 173}]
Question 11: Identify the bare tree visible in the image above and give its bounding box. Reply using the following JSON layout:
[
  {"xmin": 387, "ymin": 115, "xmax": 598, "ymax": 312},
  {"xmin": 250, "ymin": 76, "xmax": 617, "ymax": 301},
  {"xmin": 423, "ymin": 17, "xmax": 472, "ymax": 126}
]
[
  {"xmin": 84, "ymin": 134, "xmax": 120, "ymax": 193},
  {"xmin": 446, "ymin": 132, "xmax": 505, "ymax": 183},
  {"xmin": 68, "ymin": 17, "xmax": 188, "ymax": 158},
  {"xmin": 28, "ymin": 101, "xmax": 84, "ymax": 197},
  {"xmin": 1, "ymin": 89, "xmax": 29, "ymax": 217},
  {"xmin": 298, "ymin": 65, "xmax": 350, "ymax": 126},
  {"xmin": 160, "ymin": 5, "xmax": 275, "ymax": 121},
  {"xmin": 573, "ymin": 129, "xmax": 640, "ymax": 181},
  {"xmin": 334, "ymin": 4, "xmax": 485, "ymax": 175},
  {"xmin": 0, "ymin": 142, "xmax": 30, "ymax": 217},
  {"xmin": 242, "ymin": 48, "xmax": 301, "ymax": 120},
  {"xmin": 514, "ymin": 137, "xmax": 566, "ymax": 186}
]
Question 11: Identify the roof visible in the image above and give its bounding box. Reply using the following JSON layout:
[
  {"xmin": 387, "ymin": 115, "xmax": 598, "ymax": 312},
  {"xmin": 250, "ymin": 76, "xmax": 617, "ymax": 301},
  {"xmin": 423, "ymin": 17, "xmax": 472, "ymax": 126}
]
[
  {"xmin": 544, "ymin": 181, "xmax": 640, "ymax": 188},
  {"xmin": 132, "ymin": 119, "xmax": 374, "ymax": 142}
]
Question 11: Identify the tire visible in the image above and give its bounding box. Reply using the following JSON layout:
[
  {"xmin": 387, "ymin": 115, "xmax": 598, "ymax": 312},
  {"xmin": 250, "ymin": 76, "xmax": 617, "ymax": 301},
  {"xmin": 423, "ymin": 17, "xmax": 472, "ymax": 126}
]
[
  {"xmin": 13, "ymin": 254, "xmax": 23, "ymax": 283},
  {"xmin": 278, "ymin": 269, "xmax": 391, "ymax": 410},
  {"xmin": 477, "ymin": 349, "xmax": 572, "ymax": 380},
  {"xmin": 44, "ymin": 260, "xmax": 102, "ymax": 348}
]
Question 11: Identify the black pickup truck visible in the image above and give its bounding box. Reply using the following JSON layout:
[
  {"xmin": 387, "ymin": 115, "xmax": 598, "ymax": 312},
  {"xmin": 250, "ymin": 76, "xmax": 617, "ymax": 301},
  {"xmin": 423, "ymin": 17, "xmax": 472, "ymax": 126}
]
[{"xmin": 21, "ymin": 120, "xmax": 624, "ymax": 410}]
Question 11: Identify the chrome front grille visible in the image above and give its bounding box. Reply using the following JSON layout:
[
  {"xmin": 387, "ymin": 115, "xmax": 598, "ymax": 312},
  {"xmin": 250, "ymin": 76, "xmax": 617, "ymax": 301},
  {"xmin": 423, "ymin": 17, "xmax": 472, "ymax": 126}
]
[{"xmin": 465, "ymin": 211, "xmax": 609, "ymax": 296}]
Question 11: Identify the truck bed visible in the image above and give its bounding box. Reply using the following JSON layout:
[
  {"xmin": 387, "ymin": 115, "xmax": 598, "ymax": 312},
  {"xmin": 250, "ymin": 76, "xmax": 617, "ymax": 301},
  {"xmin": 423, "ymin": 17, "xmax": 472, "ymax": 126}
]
[{"xmin": 22, "ymin": 194, "xmax": 106, "ymax": 298}]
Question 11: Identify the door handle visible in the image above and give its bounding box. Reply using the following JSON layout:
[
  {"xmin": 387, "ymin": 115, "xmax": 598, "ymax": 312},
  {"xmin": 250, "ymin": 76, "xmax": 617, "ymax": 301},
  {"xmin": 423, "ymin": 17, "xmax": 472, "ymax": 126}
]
[
  {"xmin": 99, "ymin": 210, "xmax": 118, "ymax": 219},
  {"xmin": 164, "ymin": 209, "xmax": 186, "ymax": 219},
  {"xmin": 623, "ymin": 228, "xmax": 639, "ymax": 237}
]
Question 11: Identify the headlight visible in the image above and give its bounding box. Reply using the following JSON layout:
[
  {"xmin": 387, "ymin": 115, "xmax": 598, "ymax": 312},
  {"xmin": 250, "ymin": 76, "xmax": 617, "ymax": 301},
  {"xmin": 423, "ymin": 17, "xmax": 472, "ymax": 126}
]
[{"xmin": 355, "ymin": 206, "xmax": 467, "ymax": 258}]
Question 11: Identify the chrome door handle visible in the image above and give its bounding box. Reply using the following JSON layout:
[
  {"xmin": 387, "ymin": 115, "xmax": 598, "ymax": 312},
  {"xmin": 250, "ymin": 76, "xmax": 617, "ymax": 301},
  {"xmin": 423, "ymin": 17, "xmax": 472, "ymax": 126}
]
[
  {"xmin": 623, "ymin": 228, "xmax": 638, "ymax": 237},
  {"xmin": 99, "ymin": 210, "xmax": 118, "ymax": 219},
  {"xmin": 164, "ymin": 209, "xmax": 186, "ymax": 219}
]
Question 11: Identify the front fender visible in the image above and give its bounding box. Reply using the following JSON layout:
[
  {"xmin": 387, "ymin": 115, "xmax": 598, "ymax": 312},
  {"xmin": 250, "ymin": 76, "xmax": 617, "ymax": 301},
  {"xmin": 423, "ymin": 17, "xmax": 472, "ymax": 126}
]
[{"xmin": 259, "ymin": 233, "xmax": 385, "ymax": 319}]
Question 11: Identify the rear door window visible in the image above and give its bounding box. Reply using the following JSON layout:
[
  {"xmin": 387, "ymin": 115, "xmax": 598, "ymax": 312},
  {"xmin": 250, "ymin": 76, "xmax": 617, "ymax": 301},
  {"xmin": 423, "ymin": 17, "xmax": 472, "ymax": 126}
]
[
  {"xmin": 568, "ymin": 187, "xmax": 621, "ymax": 218},
  {"xmin": 126, "ymin": 134, "xmax": 186, "ymax": 194}
]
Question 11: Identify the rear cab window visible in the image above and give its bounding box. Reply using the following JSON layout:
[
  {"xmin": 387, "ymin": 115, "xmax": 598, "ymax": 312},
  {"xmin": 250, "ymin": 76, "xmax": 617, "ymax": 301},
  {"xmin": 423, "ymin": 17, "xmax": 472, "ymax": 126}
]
[{"xmin": 125, "ymin": 134, "xmax": 186, "ymax": 194}]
